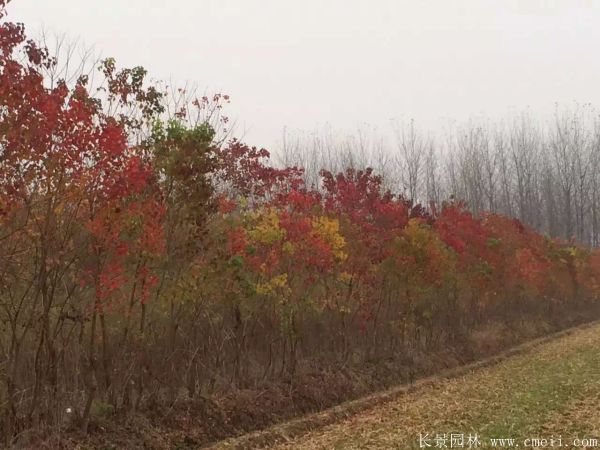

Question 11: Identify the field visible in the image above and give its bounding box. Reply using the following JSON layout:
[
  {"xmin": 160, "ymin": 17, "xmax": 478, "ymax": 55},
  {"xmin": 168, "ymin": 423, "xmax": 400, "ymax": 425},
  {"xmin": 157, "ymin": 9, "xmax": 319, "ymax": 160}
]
[{"xmin": 212, "ymin": 322, "xmax": 600, "ymax": 449}]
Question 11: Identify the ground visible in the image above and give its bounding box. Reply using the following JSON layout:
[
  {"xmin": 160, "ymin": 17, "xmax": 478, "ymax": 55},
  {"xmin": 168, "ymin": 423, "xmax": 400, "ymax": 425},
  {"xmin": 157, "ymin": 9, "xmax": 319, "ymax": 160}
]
[{"xmin": 210, "ymin": 322, "xmax": 600, "ymax": 449}]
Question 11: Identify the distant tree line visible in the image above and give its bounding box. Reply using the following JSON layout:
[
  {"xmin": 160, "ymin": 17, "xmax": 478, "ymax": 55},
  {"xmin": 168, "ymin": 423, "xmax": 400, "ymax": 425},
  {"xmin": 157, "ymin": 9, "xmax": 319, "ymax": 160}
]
[{"xmin": 279, "ymin": 108, "xmax": 600, "ymax": 247}]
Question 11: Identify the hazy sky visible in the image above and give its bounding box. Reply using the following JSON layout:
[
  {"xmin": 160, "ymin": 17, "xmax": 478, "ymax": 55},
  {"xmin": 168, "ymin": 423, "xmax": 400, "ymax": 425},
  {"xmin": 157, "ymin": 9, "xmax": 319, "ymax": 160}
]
[{"xmin": 8, "ymin": 0, "xmax": 600, "ymax": 150}]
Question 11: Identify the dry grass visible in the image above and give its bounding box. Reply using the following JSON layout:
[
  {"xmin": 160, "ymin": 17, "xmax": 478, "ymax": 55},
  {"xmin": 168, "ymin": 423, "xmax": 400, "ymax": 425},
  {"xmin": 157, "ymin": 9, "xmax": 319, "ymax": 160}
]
[{"xmin": 209, "ymin": 322, "xmax": 600, "ymax": 449}]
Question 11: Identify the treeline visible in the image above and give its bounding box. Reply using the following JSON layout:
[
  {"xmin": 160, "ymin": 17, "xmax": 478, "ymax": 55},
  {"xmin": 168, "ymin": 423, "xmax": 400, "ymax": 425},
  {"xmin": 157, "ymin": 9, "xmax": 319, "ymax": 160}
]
[
  {"xmin": 279, "ymin": 111, "xmax": 600, "ymax": 247},
  {"xmin": 1, "ymin": 3, "xmax": 600, "ymax": 446}
]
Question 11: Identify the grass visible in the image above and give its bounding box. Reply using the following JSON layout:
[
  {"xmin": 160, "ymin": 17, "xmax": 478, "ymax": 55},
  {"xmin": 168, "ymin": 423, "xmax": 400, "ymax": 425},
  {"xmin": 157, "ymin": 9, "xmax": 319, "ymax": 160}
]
[{"xmin": 214, "ymin": 322, "xmax": 600, "ymax": 449}]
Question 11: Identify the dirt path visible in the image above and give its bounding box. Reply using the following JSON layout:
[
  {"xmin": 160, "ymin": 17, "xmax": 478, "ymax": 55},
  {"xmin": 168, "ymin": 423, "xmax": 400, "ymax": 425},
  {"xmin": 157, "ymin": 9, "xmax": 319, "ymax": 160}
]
[{"xmin": 209, "ymin": 322, "xmax": 600, "ymax": 449}]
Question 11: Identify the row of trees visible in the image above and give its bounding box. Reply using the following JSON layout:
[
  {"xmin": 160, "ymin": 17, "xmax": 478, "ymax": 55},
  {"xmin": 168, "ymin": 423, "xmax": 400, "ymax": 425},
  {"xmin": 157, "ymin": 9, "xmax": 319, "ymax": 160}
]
[
  {"xmin": 279, "ymin": 109, "xmax": 600, "ymax": 247},
  {"xmin": 1, "ymin": 1, "xmax": 599, "ymax": 444}
]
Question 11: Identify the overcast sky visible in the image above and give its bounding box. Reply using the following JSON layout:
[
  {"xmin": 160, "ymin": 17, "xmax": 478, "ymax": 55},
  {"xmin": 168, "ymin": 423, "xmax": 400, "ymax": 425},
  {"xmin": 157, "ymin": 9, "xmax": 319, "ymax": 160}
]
[{"xmin": 8, "ymin": 0, "xmax": 600, "ymax": 150}]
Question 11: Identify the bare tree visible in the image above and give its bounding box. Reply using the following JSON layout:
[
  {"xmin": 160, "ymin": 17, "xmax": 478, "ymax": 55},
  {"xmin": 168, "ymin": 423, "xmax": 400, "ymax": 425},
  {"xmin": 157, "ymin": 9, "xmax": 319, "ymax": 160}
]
[{"xmin": 393, "ymin": 119, "xmax": 425, "ymax": 203}]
